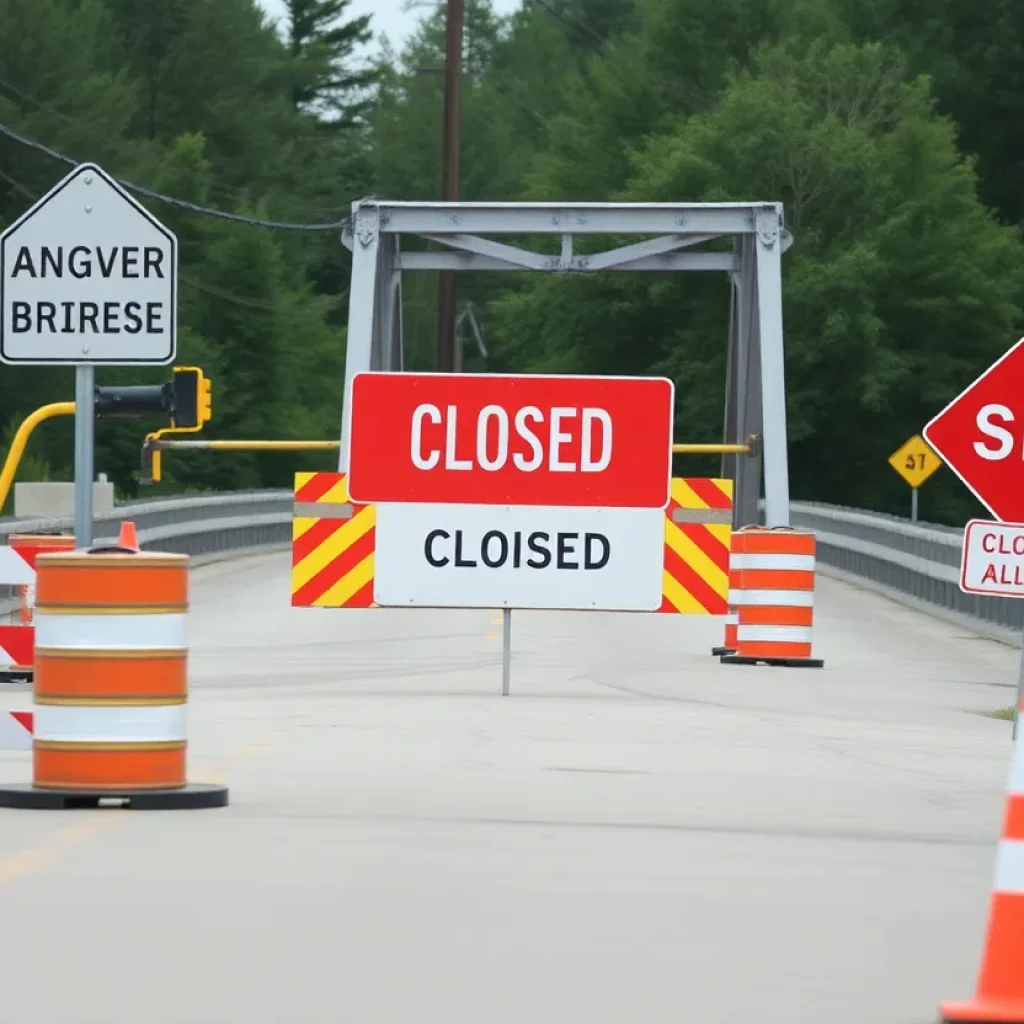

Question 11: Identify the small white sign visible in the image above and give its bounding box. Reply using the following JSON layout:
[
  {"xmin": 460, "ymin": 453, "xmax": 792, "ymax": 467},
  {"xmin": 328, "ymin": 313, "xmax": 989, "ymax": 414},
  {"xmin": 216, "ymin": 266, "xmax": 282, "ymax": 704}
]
[
  {"xmin": 373, "ymin": 503, "xmax": 665, "ymax": 611},
  {"xmin": 0, "ymin": 162, "xmax": 177, "ymax": 365},
  {"xmin": 960, "ymin": 519, "xmax": 1024, "ymax": 598}
]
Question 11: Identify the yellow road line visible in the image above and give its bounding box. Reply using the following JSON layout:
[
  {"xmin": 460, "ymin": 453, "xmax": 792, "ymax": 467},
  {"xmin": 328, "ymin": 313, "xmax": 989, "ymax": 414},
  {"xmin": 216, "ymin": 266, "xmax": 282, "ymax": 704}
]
[
  {"xmin": 0, "ymin": 706, "xmax": 332, "ymax": 887},
  {"xmin": 0, "ymin": 813, "xmax": 118, "ymax": 886}
]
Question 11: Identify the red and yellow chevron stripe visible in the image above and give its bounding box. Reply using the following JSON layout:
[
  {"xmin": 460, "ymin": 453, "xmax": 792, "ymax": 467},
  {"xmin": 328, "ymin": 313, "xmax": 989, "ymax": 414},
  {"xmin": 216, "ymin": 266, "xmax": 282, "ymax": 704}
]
[
  {"xmin": 291, "ymin": 473, "xmax": 377, "ymax": 608},
  {"xmin": 659, "ymin": 477, "xmax": 733, "ymax": 615}
]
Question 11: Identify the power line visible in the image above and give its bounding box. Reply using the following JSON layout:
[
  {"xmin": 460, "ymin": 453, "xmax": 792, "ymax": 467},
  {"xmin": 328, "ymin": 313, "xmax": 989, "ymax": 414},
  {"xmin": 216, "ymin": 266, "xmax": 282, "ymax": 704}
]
[
  {"xmin": 0, "ymin": 166, "xmax": 334, "ymax": 317},
  {"xmin": 179, "ymin": 275, "xmax": 341, "ymax": 319},
  {"xmin": 0, "ymin": 74, "xmax": 353, "ymax": 219},
  {"xmin": 0, "ymin": 121, "xmax": 349, "ymax": 232},
  {"xmin": 0, "ymin": 166, "xmax": 35, "ymax": 201},
  {"xmin": 529, "ymin": 0, "xmax": 606, "ymax": 49}
]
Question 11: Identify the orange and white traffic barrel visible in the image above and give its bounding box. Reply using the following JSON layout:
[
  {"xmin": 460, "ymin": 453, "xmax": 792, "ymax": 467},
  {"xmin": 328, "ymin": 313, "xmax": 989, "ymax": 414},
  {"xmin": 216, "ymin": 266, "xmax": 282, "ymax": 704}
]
[
  {"xmin": 720, "ymin": 527, "xmax": 824, "ymax": 668},
  {"xmin": 940, "ymin": 695, "xmax": 1024, "ymax": 1021},
  {"xmin": 0, "ymin": 531, "xmax": 227, "ymax": 810},
  {"xmin": 711, "ymin": 546, "xmax": 740, "ymax": 657}
]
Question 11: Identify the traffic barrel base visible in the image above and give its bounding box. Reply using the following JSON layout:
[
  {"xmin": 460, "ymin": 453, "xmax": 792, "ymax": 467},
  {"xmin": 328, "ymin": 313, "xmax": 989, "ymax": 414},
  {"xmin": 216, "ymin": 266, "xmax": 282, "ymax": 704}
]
[
  {"xmin": 0, "ymin": 782, "xmax": 228, "ymax": 810},
  {"xmin": 719, "ymin": 652, "xmax": 824, "ymax": 668},
  {"xmin": 0, "ymin": 669, "xmax": 32, "ymax": 684}
]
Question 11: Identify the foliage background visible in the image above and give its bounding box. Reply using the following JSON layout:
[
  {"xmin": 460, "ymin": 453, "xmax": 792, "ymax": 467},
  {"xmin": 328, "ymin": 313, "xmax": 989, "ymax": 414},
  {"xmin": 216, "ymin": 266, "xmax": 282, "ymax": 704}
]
[{"xmin": 2, "ymin": 0, "xmax": 1021, "ymax": 524}]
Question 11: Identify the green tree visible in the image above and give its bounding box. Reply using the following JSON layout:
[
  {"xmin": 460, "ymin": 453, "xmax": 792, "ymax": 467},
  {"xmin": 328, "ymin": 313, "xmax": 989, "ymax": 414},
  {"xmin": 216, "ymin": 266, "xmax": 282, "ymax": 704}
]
[
  {"xmin": 286, "ymin": 0, "xmax": 375, "ymax": 122},
  {"xmin": 837, "ymin": 0, "xmax": 1024, "ymax": 225},
  {"xmin": 488, "ymin": 40, "xmax": 1024, "ymax": 519}
]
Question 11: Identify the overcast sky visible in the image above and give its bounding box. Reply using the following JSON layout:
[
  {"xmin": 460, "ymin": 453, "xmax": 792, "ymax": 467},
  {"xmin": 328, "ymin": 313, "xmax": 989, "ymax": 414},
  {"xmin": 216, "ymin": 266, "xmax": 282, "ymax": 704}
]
[{"xmin": 256, "ymin": 0, "xmax": 522, "ymax": 53}]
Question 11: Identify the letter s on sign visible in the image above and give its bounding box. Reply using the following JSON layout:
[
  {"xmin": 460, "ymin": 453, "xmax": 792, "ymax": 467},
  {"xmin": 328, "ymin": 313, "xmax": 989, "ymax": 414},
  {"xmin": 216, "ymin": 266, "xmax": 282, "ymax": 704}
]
[
  {"xmin": 974, "ymin": 404, "xmax": 1015, "ymax": 461},
  {"xmin": 411, "ymin": 404, "xmax": 441, "ymax": 470},
  {"xmin": 513, "ymin": 407, "xmax": 544, "ymax": 472}
]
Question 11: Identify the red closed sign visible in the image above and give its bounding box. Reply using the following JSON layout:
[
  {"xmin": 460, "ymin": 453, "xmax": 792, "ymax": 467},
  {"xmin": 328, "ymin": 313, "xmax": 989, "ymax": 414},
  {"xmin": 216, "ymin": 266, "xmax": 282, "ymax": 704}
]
[{"xmin": 346, "ymin": 372, "xmax": 674, "ymax": 508}]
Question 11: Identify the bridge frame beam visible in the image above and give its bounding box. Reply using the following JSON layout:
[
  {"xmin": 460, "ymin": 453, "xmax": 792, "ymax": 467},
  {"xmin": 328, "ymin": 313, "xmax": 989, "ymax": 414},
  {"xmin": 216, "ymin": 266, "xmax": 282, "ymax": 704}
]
[{"xmin": 340, "ymin": 200, "xmax": 794, "ymax": 528}]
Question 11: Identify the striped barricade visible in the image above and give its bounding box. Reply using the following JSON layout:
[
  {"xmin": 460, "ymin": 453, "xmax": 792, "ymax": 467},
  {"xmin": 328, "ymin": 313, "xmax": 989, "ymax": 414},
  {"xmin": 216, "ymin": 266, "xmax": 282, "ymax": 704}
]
[
  {"xmin": 1, "ymin": 534, "xmax": 76, "ymax": 681},
  {"xmin": 0, "ymin": 711, "xmax": 33, "ymax": 751},
  {"xmin": 291, "ymin": 472, "xmax": 735, "ymax": 616},
  {"xmin": 658, "ymin": 478, "xmax": 732, "ymax": 616},
  {"xmin": 291, "ymin": 472, "xmax": 376, "ymax": 608},
  {"xmin": 0, "ymin": 626, "xmax": 34, "ymax": 680},
  {"xmin": 720, "ymin": 527, "xmax": 823, "ymax": 668}
]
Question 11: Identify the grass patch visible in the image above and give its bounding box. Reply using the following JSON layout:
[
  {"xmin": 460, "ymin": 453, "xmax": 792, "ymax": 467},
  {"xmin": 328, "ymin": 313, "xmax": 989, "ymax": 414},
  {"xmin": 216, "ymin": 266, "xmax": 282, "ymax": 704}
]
[{"xmin": 987, "ymin": 706, "xmax": 1017, "ymax": 721}]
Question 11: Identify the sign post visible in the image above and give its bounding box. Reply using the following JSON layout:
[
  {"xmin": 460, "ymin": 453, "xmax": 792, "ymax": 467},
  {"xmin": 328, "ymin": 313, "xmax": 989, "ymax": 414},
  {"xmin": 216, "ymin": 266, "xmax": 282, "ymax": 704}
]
[
  {"xmin": 0, "ymin": 163, "xmax": 178, "ymax": 546},
  {"xmin": 926, "ymin": 337, "xmax": 1024, "ymax": 737},
  {"xmin": 346, "ymin": 371, "xmax": 675, "ymax": 694},
  {"xmin": 887, "ymin": 434, "xmax": 942, "ymax": 522},
  {"xmin": 73, "ymin": 366, "xmax": 95, "ymax": 547}
]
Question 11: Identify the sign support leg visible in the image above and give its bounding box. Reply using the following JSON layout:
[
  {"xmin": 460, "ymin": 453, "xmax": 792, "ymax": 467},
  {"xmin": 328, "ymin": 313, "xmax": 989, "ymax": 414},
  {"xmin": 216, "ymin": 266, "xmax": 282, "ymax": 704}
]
[
  {"xmin": 501, "ymin": 608, "xmax": 511, "ymax": 696},
  {"xmin": 1014, "ymin": 629, "xmax": 1024, "ymax": 741},
  {"xmin": 911, "ymin": 487, "xmax": 919, "ymax": 523},
  {"xmin": 73, "ymin": 364, "xmax": 95, "ymax": 548}
]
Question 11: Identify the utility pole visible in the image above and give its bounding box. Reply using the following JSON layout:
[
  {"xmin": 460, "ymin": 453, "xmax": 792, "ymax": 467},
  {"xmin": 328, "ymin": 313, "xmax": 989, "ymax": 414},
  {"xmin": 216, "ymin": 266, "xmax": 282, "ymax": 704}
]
[{"xmin": 435, "ymin": 0, "xmax": 463, "ymax": 373}]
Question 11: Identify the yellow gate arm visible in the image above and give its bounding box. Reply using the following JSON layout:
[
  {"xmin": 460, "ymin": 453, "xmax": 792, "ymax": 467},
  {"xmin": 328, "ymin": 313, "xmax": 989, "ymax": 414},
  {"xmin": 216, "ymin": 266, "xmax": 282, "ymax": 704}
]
[
  {"xmin": 142, "ymin": 435, "xmax": 760, "ymax": 485},
  {"xmin": 672, "ymin": 442, "xmax": 753, "ymax": 455},
  {"xmin": 0, "ymin": 402, "xmax": 76, "ymax": 513}
]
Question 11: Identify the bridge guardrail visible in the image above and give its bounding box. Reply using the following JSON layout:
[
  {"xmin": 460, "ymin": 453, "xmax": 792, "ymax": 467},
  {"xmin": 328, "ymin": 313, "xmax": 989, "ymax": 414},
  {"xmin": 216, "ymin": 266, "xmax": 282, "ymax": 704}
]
[
  {"xmin": 2, "ymin": 489, "xmax": 1019, "ymax": 642},
  {"xmin": 788, "ymin": 501, "xmax": 1022, "ymax": 639},
  {"xmin": 0, "ymin": 490, "xmax": 293, "ymax": 611}
]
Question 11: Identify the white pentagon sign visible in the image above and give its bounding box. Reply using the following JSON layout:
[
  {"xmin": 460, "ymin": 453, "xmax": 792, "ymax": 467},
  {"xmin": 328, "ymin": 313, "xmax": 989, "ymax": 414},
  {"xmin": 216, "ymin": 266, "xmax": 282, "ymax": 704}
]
[{"xmin": 0, "ymin": 162, "xmax": 177, "ymax": 366}]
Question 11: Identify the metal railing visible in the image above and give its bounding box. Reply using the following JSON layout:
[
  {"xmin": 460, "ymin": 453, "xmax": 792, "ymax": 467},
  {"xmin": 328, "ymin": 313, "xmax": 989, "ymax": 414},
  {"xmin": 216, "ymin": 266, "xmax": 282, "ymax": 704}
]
[
  {"xmin": 788, "ymin": 502, "xmax": 1021, "ymax": 638},
  {"xmin": 0, "ymin": 490, "xmax": 293, "ymax": 610},
  {"xmin": 1, "ymin": 488, "xmax": 1018, "ymax": 642}
]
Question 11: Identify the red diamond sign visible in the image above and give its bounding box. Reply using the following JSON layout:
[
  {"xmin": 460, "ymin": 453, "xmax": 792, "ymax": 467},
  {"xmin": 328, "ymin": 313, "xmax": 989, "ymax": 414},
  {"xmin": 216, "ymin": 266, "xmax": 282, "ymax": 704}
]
[{"xmin": 923, "ymin": 336, "xmax": 1024, "ymax": 523}]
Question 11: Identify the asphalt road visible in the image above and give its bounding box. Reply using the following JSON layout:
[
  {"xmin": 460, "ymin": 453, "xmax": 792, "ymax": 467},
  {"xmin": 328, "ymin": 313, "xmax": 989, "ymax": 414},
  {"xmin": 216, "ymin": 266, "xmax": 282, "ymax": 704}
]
[{"xmin": 0, "ymin": 551, "xmax": 1017, "ymax": 1023}]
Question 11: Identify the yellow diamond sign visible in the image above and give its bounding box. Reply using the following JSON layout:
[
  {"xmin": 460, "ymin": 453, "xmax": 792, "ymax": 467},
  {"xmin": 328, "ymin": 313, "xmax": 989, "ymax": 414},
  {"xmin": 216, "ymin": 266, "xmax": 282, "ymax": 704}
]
[{"xmin": 889, "ymin": 434, "xmax": 942, "ymax": 488}]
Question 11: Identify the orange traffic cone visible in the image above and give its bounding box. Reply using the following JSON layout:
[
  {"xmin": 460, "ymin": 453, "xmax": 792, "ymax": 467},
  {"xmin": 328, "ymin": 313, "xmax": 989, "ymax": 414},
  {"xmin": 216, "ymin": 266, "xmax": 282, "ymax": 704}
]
[
  {"xmin": 940, "ymin": 710, "xmax": 1024, "ymax": 1022},
  {"xmin": 118, "ymin": 521, "xmax": 139, "ymax": 550}
]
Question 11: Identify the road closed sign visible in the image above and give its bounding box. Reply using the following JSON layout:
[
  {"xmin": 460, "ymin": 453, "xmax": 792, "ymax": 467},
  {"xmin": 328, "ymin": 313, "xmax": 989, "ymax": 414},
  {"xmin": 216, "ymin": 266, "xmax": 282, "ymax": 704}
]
[
  {"xmin": 373, "ymin": 503, "xmax": 665, "ymax": 610},
  {"xmin": 346, "ymin": 371, "xmax": 674, "ymax": 508},
  {"xmin": 0, "ymin": 162, "xmax": 177, "ymax": 366},
  {"xmin": 960, "ymin": 519, "xmax": 1024, "ymax": 598}
]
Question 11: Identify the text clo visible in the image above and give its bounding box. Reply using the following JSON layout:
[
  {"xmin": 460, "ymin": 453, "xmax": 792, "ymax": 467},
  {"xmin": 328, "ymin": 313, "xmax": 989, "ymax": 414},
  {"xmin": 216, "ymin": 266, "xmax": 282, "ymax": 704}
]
[{"xmin": 410, "ymin": 404, "xmax": 613, "ymax": 473}]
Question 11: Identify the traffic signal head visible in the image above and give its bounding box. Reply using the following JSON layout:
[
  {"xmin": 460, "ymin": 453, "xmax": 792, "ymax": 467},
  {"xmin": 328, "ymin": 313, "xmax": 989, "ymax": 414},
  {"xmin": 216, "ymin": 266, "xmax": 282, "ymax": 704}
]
[
  {"xmin": 171, "ymin": 366, "xmax": 211, "ymax": 430},
  {"xmin": 198, "ymin": 374, "xmax": 212, "ymax": 426},
  {"xmin": 94, "ymin": 365, "xmax": 212, "ymax": 432}
]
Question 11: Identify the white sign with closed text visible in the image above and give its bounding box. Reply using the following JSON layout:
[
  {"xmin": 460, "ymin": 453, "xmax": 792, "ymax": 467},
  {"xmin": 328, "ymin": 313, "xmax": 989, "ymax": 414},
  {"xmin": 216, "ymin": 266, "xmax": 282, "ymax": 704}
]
[
  {"xmin": 0, "ymin": 162, "xmax": 177, "ymax": 365},
  {"xmin": 960, "ymin": 519, "xmax": 1024, "ymax": 598},
  {"xmin": 373, "ymin": 503, "xmax": 665, "ymax": 611}
]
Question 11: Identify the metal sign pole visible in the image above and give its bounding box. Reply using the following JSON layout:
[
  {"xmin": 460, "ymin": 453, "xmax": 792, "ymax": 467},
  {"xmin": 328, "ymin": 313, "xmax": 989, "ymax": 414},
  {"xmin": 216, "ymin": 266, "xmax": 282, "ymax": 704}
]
[
  {"xmin": 911, "ymin": 487, "xmax": 919, "ymax": 523},
  {"xmin": 73, "ymin": 365, "xmax": 95, "ymax": 548},
  {"xmin": 501, "ymin": 608, "xmax": 512, "ymax": 696},
  {"xmin": 1014, "ymin": 628, "xmax": 1024, "ymax": 741}
]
